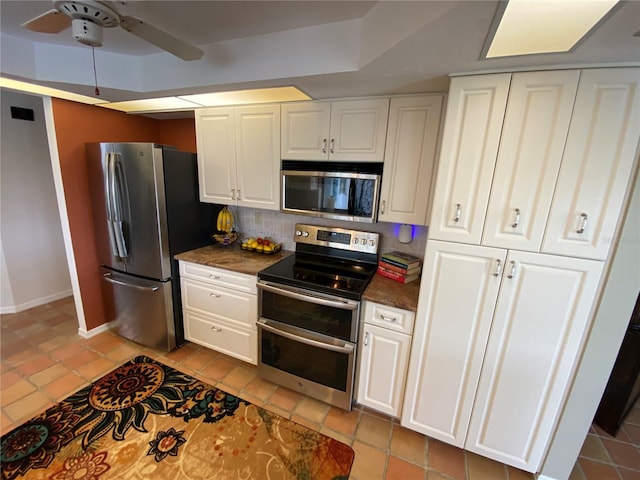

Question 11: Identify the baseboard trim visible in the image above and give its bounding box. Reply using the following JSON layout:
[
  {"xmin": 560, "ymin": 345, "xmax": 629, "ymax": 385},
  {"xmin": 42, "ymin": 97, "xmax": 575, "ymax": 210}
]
[
  {"xmin": 78, "ymin": 321, "xmax": 116, "ymax": 339},
  {"xmin": 0, "ymin": 290, "xmax": 73, "ymax": 314}
]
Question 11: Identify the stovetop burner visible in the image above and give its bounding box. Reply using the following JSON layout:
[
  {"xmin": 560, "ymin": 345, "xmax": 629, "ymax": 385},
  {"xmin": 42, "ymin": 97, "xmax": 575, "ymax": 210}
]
[{"xmin": 258, "ymin": 224, "xmax": 379, "ymax": 300}]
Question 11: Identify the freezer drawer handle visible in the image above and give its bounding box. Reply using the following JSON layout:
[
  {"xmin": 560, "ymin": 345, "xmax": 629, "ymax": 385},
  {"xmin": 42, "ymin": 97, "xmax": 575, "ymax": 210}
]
[{"xmin": 103, "ymin": 273, "xmax": 159, "ymax": 292}]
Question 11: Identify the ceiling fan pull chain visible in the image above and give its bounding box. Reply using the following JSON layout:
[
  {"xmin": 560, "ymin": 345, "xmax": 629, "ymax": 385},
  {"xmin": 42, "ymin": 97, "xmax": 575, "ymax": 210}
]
[{"xmin": 92, "ymin": 45, "xmax": 100, "ymax": 96}]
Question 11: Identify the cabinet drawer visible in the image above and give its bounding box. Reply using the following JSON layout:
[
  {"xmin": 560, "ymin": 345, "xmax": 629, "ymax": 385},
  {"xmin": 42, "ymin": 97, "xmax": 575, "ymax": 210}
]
[
  {"xmin": 363, "ymin": 301, "xmax": 415, "ymax": 335},
  {"xmin": 181, "ymin": 278, "xmax": 257, "ymax": 330},
  {"xmin": 180, "ymin": 261, "xmax": 257, "ymax": 294},
  {"xmin": 184, "ymin": 311, "xmax": 257, "ymax": 365}
]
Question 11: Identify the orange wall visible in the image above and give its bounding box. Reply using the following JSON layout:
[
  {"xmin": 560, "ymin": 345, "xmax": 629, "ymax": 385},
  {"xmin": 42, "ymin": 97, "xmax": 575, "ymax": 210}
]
[
  {"xmin": 158, "ymin": 118, "xmax": 197, "ymax": 152},
  {"xmin": 51, "ymin": 99, "xmax": 196, "ymax": 330}
]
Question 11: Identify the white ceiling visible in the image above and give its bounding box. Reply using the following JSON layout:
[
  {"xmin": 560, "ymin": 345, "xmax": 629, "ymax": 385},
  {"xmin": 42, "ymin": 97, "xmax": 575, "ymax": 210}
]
[{"xmin": 1, "ymin": 0, "xmax": 639, "ymax": 115}]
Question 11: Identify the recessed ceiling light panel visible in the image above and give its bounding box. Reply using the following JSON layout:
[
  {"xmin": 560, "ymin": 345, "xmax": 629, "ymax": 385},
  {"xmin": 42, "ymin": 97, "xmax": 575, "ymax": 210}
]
[{"xmin": 484, "ymin": 0, "xmax": 620, "ymax": 59}]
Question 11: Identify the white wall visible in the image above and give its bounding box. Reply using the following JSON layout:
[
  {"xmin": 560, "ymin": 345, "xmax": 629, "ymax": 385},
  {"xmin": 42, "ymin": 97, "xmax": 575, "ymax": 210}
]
[
  {"xmin": 0, "ymin": 89, "xmax": 72, "ymax": 312},
  {"xmin": 539, "ymin": 164, "xmax": 640, "ymax": 480}
]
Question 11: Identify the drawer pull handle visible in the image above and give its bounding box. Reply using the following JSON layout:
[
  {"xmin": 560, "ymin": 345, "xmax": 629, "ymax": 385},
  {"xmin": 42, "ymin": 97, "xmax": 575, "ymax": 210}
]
[
  {"xmin": 363, "ymin": 332, "xmax": 369, "ymax": 346},
  {"xmin": 507, "ymin": 261, "xmax": 516, "ymax": 279},
  {"xmin": 577, "ymin": 212, "xmax": 588, "ymax": 234},
  {"xmin": 380, "ymin": 314, "xmax": 397, "ymax": 323},
  {"xmin": 511, "ymin": 208, "xmax": 521, "ymax": 228},
  {"xmin": 454, "ymin": 203, "xmax": 461, "ymax": 223},
  {"xmin": 493, "ymin": 259, "xmax": 502, "ymax": 277},
  {"xmin": 322, "ymin": 138, "xmax": 327, "ymax": 153},
  {"xmin": 380, "ymin": 200, "xmax": 386, "ymax": 215},
  {"xmin": 330, "ymin": 138, "xmax": 335, "ymax": 154},
  {"xmin": 209, "ymin": 274, "xmax": 221, "ymax": 279},
  {"xmin": 209, "ymin": 292, "xmax": 221, "ymax": 298},
  {"xmin": 211, "ymin": 326, "xmax": 222, "ymax": 332}
]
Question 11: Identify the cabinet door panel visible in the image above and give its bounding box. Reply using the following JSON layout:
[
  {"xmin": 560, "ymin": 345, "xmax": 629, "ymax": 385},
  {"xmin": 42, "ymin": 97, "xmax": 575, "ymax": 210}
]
[
  {"xmin": 329, "ymin": 98, "xmax": 389, "ymax": 162},
  {"xmin": 235, "ymin": 105, "xmax": 281, "ymax": 210},
  {"xmin": 429, "ymin": 74, "xmax": 511, "ymax": 244},
  {"xmin": 401, "ymin": 241, "xmax": 506, "ymax": 446},
  {"xmin": 466, "ymin": 251, "xmax": 603, "ymax": 472},
  {"xmin": 195, "ymin": 108, "xmax": 237, "ymax": 205},
  {"xmin": 379, "ymin": 95, "xmax": 444, "ymax": 225},
  {"xmin": 482, "ymin": 70, "xmax": 580, "ymax": 251},
  {"xmin": 281, "ymin": 102, "xmax": 331, "ymax": 160},
  {"xmin": 357, "ymin": 323, "xmax": 411, "ymax": 417},
  {"xmin": 543, "ymin": 68, "xmax": 640, "ymax": 260}
]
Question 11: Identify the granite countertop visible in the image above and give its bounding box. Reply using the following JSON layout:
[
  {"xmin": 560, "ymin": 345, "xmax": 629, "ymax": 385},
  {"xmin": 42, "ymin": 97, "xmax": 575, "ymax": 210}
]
[
  {"xmin": 176, "ymin": 244, "xmax": 420, "ymax": 312},
  {"xmin": 362, "ymin": 273, "xmax": 421, "ymax": 312},
  {"xmin": 175, "ymin": 244, "xmax": 293, "ymax": 276}
]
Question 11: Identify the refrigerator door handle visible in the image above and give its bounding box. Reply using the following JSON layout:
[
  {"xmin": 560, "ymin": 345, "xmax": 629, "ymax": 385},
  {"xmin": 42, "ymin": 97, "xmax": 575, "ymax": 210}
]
[
  {"xmin": 105, "ymin": 152, "xmax": 121, "ymax": 258},
  {"xmin": 111, "ymin": 155, "xmax": 129, "ymax": 258},
  {"xmin": 103, "ymin": 273, "xmax": 159, "ymax": 292}
]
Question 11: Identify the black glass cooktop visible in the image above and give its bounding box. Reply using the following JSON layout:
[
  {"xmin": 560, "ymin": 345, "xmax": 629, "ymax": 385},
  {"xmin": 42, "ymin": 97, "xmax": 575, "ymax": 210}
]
[{"xmin": 258, "ymin": 253, "xmax": 377, "ymax": 300}]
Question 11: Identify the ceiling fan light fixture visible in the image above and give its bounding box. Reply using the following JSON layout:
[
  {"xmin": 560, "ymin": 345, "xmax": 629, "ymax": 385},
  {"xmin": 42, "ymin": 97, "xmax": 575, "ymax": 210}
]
[{"xmin": 72, "ymin": 18, "xmax": 102, "ymax": 47}]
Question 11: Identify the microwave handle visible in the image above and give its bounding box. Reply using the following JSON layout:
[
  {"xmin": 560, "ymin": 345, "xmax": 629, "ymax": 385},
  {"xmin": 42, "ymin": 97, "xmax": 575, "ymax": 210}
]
[{"xmin": 258, "ymin": 281, "xmax": 358, "ymax": 310}]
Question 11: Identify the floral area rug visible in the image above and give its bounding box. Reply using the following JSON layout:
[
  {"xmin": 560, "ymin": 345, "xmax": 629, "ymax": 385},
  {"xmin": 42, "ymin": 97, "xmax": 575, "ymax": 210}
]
[{"xmin": 1, "ymin": 355, "xmax": 354, "ymax": 480}]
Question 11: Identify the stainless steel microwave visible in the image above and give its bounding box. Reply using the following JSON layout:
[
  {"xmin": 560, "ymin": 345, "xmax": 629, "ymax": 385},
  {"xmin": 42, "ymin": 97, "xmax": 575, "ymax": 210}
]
[{"xmin": 281, "ymin": 161, "xmax": 383, "ymax": 223}]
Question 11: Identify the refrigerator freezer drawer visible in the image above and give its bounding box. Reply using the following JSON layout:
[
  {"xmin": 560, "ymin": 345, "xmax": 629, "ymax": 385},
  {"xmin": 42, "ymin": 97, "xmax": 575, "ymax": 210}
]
[{"xmin": 101, "ymin": 268, "xmax": 176, "ymax": 351}]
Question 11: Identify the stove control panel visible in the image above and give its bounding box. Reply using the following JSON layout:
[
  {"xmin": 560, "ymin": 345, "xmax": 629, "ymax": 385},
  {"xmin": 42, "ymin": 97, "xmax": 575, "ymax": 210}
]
[{"xmin": 294, "ymin": 223, "xmax": 379, "ymax": 254}]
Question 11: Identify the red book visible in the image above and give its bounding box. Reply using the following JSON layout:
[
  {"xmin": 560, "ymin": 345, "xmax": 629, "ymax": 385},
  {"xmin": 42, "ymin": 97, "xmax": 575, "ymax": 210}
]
[{"xmin": 377, "ymin": 265, "xmax": 420, "ymax": 284}]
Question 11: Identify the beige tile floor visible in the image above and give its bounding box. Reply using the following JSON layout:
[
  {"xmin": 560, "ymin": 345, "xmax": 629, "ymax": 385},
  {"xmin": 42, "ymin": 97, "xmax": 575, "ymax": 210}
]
[{"xmin": 1, "ymin": 296, "xmax": 638, "ymax": 479}]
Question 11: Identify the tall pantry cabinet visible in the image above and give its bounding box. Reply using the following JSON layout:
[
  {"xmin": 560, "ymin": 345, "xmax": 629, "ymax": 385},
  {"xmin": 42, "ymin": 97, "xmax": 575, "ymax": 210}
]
[{"xmin": 402, "ymin": 68, "xmax": 640, "ymax": 473}]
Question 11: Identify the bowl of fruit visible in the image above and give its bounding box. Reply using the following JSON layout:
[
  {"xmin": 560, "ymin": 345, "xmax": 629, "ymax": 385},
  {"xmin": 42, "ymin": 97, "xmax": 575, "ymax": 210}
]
[{"xmin": 241, "ymin": 237, "xmax": 281, "ymax": 254}]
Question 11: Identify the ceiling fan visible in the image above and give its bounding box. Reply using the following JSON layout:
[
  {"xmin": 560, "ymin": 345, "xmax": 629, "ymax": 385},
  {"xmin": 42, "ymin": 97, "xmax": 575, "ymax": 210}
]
[{"xmin": 20, "ymin": 0, "xmax": 204, "ymax": 61}]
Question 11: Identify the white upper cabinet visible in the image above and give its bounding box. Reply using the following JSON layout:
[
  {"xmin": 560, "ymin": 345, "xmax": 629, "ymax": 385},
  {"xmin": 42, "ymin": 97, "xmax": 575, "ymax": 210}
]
[
  {"xmin": 482, "ymin": 70, "xmax": 580, "ymax": 251},
  {"xmin": 428, "ymin": 74, "xmax": 511, "ymax": 244},
  {"xmin": 196, "ymin": 107, "xmax": 237, "ymax": 205},
  {"xmin": 542, "ymin": 68, "xmax": 640, "ymax": 260},
  {"xmin": 378, "ymin": 95, "xmax": 444, "ymax": 225},
  {"xmin": 281, "ymin": 98, "xmax": 390, "ymax": 162},
  {"xmin": 235, "ymin": 105, "xmax": 281, "ymax": 210},
  {"xmin": 196, "ymin": 105, "xmax": 280, "ymax": 210}
]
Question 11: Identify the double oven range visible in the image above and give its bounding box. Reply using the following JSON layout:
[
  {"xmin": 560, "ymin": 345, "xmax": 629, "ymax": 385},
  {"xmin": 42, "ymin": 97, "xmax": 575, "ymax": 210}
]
[{"xmin": 257, "ymin": 224, "xmax": 379, "ymax": 410}]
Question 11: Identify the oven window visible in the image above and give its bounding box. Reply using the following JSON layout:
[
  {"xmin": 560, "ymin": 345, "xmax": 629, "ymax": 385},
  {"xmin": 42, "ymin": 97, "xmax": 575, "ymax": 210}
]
[
  {"xmin": 260, "ymin": 328, "xmax": 349, "ymax": 392},
  {"xmin": 260, "ymin": 289, "xmax": 355, "ymax": 341}
]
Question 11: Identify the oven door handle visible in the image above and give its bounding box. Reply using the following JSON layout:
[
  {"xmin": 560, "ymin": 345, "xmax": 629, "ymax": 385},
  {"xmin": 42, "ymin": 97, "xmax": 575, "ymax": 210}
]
[
  {"xmin": 257, "ymin": 318, "xmax": 355, "ymax": 355},
  {"xmin": 258, "ymin": 281, "xmax": 358, "ymax": 310}
]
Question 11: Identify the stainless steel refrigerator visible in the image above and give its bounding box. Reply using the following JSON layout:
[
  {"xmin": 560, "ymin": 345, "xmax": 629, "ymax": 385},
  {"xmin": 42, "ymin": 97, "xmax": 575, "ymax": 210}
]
[{"xmin": 86, "ymin": 142, "xmax": 219, "ymax": 352}]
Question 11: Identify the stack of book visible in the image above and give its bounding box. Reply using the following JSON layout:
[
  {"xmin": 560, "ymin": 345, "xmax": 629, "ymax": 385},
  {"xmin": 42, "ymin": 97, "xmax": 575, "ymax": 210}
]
[{"xmin": 377, "ymin": 251, "xmax": 422, "ymax": 284}]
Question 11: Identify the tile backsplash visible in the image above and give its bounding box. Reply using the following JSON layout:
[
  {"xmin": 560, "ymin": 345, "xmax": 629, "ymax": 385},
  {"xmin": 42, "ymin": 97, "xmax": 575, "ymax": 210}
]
[{"xmin": 232, "ymin": 206, "xmax": 428, "ymax": 259}]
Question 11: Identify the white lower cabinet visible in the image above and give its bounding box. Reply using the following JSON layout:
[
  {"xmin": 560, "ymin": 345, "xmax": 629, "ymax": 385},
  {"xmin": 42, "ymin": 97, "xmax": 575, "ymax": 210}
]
[
  {"xmin": 357, "ymin": 301, "xmax": 414, "ymax": 417},
  {"xmin": 402, "ymin": 240, "xmax": 604, "ymax": 472},
  {"xmin": 179, "ymin": 261, "xmax": 257, "ymax": 364}
]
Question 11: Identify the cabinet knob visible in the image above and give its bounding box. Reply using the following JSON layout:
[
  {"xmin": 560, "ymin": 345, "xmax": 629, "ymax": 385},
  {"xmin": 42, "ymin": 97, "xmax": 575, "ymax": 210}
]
[
  {"xmin": 454, "ymin": 203, "xmax": 461, "ymax": 223},
  {"xmin": 511, "ymin": 208, "xmax": 521, "ymax": 228},
  {"xmin": 577, "ymin": 213, "xmax": 588, "ymax": 234}
]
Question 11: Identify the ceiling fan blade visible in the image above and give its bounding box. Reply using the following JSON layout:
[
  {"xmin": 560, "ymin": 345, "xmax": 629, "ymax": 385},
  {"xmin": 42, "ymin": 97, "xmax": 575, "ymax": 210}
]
[
  {"xmin": 21, "ymin": 9, "xmax": 72, "ymax": 34},
  {"xmin": 120, "ymin": 16, "xmax": 203, "ymax": 61}
]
